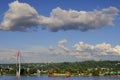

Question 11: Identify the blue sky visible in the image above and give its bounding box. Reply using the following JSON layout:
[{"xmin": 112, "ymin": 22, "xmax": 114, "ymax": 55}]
[{"xmin": 0, "ymin": 0, "xmax": 120, "ymax": 63}]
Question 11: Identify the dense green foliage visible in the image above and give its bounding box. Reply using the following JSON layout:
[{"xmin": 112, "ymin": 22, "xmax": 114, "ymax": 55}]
[{"xmin": 42, "ymin": 61, "xmax": 120, "ymax": 69}]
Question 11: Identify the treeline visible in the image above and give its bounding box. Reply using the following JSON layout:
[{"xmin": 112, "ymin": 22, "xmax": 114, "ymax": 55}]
[
  {"xmin": 41, "ymin": 61, "xmax": 120, "ymax": 69},
  {"xmin": 0, "ymin": 61, "xmax": 120, "ymax": 69}
]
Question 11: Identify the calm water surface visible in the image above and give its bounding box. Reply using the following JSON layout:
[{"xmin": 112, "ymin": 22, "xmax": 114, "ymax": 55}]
[{"xmin": 0, "ymin": 76, "xmax": 120, "ymax": 80}]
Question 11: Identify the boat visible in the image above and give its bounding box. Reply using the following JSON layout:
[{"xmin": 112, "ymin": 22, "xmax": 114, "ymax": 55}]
[{"xmin": 48, "ymin": 72, "xmax": 71, "ymax": 78}]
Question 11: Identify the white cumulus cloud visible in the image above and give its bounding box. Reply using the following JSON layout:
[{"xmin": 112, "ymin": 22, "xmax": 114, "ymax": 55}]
[
  {"xmin": 0, "ymin": 1, "xmax": 119, "ymax": 32},
  {"xmin": 73, "ymin": 42, "xmax": 120, "ymax": 57},
  {"xmin": 40, "ymin": 7, "xmax": 118, "ymax": 32},
  {"xmin": 0, "ymin": 1, "xmax": 41, "ymax": 31}
]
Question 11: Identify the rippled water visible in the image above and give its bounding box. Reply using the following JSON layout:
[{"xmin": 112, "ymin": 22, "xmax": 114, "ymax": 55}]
[{"xmin": 0, "ymin": 76, "xmax": 119, "ymax": 80}]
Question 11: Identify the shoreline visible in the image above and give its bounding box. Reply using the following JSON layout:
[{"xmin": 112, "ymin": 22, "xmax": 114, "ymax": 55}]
[{"xmin": 0, "ymin": 74, "xmax": 120, "ymax": 78}]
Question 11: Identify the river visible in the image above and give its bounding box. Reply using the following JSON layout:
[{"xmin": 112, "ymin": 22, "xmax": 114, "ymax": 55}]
[{"xmin": 0, "ymin": 76, "xmax": 119, "ymax": 80}]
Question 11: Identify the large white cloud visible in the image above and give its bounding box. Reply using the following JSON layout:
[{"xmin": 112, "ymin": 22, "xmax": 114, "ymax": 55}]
[
  {"xmin": 0, "ymin": 1, "xmax": 41, "ymax": 31},
  {"xmin": 40, "ymin": 7, "xmax": 118, "ymax": 32},
  {"xmin": 0, "ymin": 1, "xmax": 119, "ymax": 32}
]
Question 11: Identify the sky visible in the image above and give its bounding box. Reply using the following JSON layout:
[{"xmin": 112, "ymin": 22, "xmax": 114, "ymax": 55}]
[{"xmin": 0, "ymin": 0, "xmax": 120, "ymax": 63}]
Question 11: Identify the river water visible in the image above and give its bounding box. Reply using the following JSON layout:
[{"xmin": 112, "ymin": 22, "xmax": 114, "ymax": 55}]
[{"xmin": 0, "ymin": 76, "xmax": 119, "ymax": 80}]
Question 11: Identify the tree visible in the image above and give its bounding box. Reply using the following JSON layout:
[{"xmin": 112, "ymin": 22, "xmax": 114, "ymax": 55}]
[{"xmin": 91, "ymin": 69, "xmax": 99, "ymax": 76}]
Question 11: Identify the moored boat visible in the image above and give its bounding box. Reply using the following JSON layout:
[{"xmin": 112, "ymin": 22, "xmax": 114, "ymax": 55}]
[{"xmin": 48, "ymin": 72, "xmax": 71, "ymax": 78}]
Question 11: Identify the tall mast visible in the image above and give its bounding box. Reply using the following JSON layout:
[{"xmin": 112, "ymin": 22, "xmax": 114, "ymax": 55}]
[
  {"xmin": 16, "ymin": 50, "xmax": 21, "ymax": 77},
  {"xmin": 18, "ymin": 50, "xmax": 21, "ymax": 76}
]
